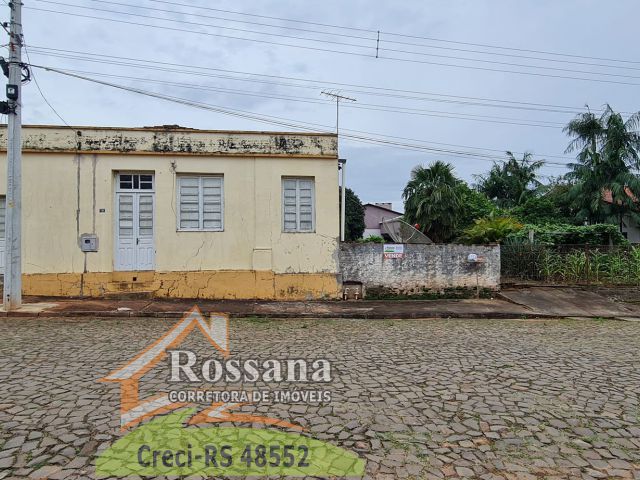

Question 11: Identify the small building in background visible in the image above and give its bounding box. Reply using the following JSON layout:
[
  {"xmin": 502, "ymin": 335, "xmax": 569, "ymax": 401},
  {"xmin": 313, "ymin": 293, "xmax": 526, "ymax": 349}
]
[
  {"xmin": 363, "ymin": 202, "xmax": 402, "ymax": 238},
  {"xmin": 602, "ymin": 188, "xmax": 640, "ymax": 243}
]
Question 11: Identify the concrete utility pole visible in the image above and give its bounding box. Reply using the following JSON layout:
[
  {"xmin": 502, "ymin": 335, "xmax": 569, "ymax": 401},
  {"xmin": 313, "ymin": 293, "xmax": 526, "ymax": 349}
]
[
  {"xmin": 338, "ymin": 158, "xmax": 346, "ymax": 240},
  {"xmin": 321, "ymin": 91, "xmax": 355, "ymax": 242},
  {"xmin": 3, "ymin": 0, "xmax": 23, "ymax": 310}
]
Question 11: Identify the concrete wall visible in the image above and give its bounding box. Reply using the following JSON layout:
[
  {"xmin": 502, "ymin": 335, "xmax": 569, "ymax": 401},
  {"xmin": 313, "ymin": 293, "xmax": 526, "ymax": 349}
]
[
  {"xmin": 339, "ymin": 243, "xmax": 500, "ymax": 295},
  {"xmin": 0, "ymin": 125, "xmax": 341, "ymax": 300},
  {"xmin": 363, "ymin": 228, "xmax": 382, "ymax": 239}
]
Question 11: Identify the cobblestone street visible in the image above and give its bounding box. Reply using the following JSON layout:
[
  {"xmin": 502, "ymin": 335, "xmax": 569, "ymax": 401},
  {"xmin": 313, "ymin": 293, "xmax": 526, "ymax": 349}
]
[{"xmin": 1, "ymin": 316, "xmax": 639, "ymax": 479}]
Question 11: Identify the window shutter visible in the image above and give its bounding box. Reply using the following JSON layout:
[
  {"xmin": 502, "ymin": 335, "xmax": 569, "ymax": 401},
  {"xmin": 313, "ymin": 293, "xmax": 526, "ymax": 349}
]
[
  {"xmin": 282, "ymin": 178, "xmax": 314, "ymax": 232},
  {"xmin": 202, "ymin": 177, "xmax": 223, "ymax": 230},
  {"xmin": 118, "ymin": 195, "xmax": 134, "ymax": 237},
  {"xmin": 298, "ymin": 179, "xmax": 314, "ymax": 231},
  {"xmin": 283, "ymin": 179, "xmax": 298, "ymax": 231},
  {"xmin": 179, "ymin": 177, "xmax": 200, "ymax": 229},
  {"xmin": 138, "ymin": 195, "xmax": 154, "ymax": 236},
  {"xmin": 178, "ymin": 176, "xmax": 224, "ymax": 231}
]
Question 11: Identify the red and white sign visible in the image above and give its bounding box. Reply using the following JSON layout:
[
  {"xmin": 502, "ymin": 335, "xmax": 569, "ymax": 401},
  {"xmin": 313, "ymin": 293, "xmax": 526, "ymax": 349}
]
[{"xmin": 383, "ymin": 244, "xmax": 404, "ymax": 259}]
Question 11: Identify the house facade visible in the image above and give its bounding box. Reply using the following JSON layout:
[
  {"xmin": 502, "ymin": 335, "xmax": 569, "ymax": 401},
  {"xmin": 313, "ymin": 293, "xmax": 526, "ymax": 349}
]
[
  {"xmin": 0, "ymin": 125, "xmax": 340, "ymax": 299},
  {"xmin": 363, "ymin": 202, "xmax": 402, "ymax": 238},
  {"xmin": 620, "ymin": 216, "xmax": 640, "ymax": 243},
  {"xmin": 602, "ymin": 188, "xmax": 640, "ymax": 243}
]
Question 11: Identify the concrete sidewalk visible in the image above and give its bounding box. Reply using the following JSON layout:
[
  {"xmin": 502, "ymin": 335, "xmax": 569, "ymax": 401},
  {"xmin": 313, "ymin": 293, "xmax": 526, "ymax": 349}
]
[
  {"xmin": 3, "ymin": 296, "xmax": 541, "ymax": 319},
  {"xmin": 3, "ymin": 286, "xmax": 638, "ymax": 319},
  {"xmin": 498, "ymin": 286, "xmax": 640, "ymax": 319}
]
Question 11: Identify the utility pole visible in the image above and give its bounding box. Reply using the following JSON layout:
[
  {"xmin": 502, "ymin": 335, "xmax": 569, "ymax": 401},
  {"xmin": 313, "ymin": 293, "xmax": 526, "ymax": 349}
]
[
  {"xmin": 3, "ymin": 0, "xmax": 23, "ymax": 310},
  {"xmin": 321, "ymin": 91, "xmax": 355, "ymax": 243}
]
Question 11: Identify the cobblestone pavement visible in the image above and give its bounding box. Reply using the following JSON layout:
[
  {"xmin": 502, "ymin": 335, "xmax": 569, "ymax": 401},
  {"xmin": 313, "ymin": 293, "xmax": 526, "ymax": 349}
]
[{"xmin": 1, "ymin": 316, "xmax": 640, "ymax": 479}]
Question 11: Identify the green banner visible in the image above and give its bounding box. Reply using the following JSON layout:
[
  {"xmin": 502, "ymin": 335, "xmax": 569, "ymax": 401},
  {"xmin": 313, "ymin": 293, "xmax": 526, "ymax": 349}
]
[{"xmin": 96, "ymin": 409, "xmax": 365, "ymax": 478}]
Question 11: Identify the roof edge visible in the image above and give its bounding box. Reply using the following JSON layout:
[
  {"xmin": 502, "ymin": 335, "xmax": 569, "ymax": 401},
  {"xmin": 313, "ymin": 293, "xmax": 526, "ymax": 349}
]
[
  {"xmin": 9, "ymin": 124, "xmax": 337, "ymax": 137},
  {"xmin": 364, "ymin": 203, "xmax": 403, "ymax": 215}
]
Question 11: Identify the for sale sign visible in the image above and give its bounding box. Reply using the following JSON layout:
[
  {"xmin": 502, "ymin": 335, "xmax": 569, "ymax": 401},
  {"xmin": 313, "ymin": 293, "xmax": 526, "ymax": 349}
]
[{"xmin": 383, "ymin": 244, "xmax": 404, "ymax": 259}]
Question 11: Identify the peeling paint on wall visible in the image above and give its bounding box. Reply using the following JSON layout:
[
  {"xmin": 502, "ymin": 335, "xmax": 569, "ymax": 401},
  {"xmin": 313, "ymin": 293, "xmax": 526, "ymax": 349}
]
[
  {"xmin": 22, "ymin": 270, "xmax": 341, "ymax": 300},
  {"xmin": 0, "ymin": 126, "xmax": 338, "ymax": 157}
]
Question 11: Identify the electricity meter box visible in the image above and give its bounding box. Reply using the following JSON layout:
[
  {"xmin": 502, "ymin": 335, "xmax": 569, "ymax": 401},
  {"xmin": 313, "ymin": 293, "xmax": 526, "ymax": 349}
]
[{"xmin": 79, "ymin": 233, "xmax": 99, "ymax": 252}]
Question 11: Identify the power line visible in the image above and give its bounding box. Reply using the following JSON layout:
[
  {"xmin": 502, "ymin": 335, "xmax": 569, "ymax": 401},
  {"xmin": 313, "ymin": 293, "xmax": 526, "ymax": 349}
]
[
  {"xmin": 32, "ymin": 0, "xmax": 368, "ymax": 51},
  {"xmin": 25, "ymin": 46, "xmax": 628, "ymax": 117},
  {"xmin": 23, "ymin": 43, "xmax": 75, "ymax": 129},
  {"xmin": 29, "ymin": 1, "xmax": 640, "ymax": 80},
  {"xmin": 28, "ymin": 65, "xmax": 576, "ymax": 161},
  {"xmin": 19, "ymin": 64, "xmax": 501, "ymax": 160},
  {"xmin": 24, "ymin": 63, "xmax": 566, "ymax": 129},
  {"xmin": 28, "ymin": 63, "xmax": 572, "ymax": 168},
  {"xmin": 55, "ymin": 0, "xmax": 374, "ymax": 42},
  {"xmin": 23, "ymin": 6, "xmax": 640, "ymax": 86},
  {"xmin": 380, "ymin": 32, "xmax": 640, "ymax": 66},
  {"xmin": 112, "ymin": 0, "xmax": 640, "ymax": 66},
  {"xmin": 45, "ymin": 0, "xmax": 640, "ymax": 72}
]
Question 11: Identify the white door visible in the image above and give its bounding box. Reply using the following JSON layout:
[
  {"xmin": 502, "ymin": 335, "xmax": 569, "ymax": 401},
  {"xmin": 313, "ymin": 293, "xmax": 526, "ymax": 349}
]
[
  {"xmin": 115, "ymin": 173, "xmax": 155, "ymax": 271},
  {"xmin": 0, "ymin": 197, "xmax": 5, "ymax": 273},
  {"xmin": 136, "ymin": 194, "xmax": 155, "ymax": 270}
]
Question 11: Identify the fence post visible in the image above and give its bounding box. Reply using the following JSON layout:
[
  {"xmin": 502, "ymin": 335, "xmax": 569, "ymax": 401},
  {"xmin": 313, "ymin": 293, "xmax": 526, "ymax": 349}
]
[{"xmin": 585, "ymin": 245, "xmax": 590, "ymax": 285}]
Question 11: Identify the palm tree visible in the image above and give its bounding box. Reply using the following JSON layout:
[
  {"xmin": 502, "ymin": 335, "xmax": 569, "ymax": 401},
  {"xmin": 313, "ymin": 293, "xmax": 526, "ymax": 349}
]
[
  {"xmin": 564, "ymin": 105, "xmax": 640, "ymax": 224},
  {"xmin": 476, "ymin": 151, "xmax": 544, "ymax": 208},
  {"xmin": 402, "ymin": 161, "xmax": 466, "ymax": 243},
  {"xmin": 564, "ymin": 110, "xmax": 605, "ymax": 164}
]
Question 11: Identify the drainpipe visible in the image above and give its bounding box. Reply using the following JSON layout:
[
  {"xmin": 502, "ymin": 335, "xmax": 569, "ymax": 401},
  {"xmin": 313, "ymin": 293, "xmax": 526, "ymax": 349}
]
[{"xmin": 339, "ymin": 158, "xmax": 346, "ymax": 242}]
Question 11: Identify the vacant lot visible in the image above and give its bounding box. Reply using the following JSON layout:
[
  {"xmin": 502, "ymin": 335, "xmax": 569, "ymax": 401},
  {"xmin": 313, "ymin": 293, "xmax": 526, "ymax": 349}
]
[{"xmin": 1, "ymin": 316, "xmax": 639, "ymax": 479}]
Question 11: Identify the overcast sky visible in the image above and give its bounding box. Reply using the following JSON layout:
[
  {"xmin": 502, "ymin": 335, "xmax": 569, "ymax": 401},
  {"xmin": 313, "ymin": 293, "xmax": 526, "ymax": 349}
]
[{"xmin": 10, "ymin": 0, "xmax": 640, "ymax": 210}]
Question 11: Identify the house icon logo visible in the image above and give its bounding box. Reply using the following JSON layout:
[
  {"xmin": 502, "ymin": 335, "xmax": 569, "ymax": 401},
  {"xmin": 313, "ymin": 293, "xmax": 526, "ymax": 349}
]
[
  {"xmin": 95, "ymin": 307, "xmax": 365, "ymax": 478},
  {"xmin": 100, "ymin": 306, "xmax": 299, "ymax": 431}
]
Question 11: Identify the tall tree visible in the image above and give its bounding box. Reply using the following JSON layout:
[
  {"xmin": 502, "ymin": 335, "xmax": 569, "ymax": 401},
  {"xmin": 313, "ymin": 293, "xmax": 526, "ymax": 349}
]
[
  {"xmin": 476, "ymin": 151, "xmax": 544, "ymax": 208},
  {"xmin": 402, "ymin": 161, "xmax": 466, "ymax": 243},
  {"xmin": 456, "ymin": 186, "xmax": 497, "ymax": 234},
  {"xmin": 564, "ymin": 105, "xmax": 640, "ymax": 224},
  {"xmin": 339, "ymin": 187, "xmax": 365, "ymax": 241},
  {"xmin": 510, "ymin": 178, "xmax": 581, "ymax": 225}
]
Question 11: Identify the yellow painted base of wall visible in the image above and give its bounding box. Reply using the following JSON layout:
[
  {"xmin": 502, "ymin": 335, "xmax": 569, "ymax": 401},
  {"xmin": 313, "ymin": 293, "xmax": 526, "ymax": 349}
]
[{"xmin": 22, "ymin": 270, "xmax": 341, "ymax": 300}]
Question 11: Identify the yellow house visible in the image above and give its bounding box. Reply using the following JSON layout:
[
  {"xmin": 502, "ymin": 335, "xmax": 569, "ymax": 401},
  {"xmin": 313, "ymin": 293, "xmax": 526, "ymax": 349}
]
[{"xmin": 0, "ymin": 125, "xmax": 341, "ymax": 300}]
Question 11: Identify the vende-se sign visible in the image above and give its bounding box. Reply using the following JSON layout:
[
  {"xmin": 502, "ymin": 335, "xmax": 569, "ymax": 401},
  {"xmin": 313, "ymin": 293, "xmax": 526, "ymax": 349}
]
[{"xmin": 383, "ymin": 244, "xmax": 404, "ymax": 259}]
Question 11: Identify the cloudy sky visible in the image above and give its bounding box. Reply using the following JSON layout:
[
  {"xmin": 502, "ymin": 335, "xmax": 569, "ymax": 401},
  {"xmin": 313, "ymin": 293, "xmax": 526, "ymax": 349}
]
[{"xmin": 10, "ymin": 0, "xmax": 640, "ymax": 210}]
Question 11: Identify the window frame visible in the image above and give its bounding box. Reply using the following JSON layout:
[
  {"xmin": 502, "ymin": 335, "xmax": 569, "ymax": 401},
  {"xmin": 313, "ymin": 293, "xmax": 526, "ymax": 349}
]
[
  {"xmin": 176, "ymin": 175, "xmax": 225, "ymax": 232},
  {"xmin": 116, "ymin": 172, "xmax": 155, "ymax": 192},
  {"xmin": 282, "ymin": 177, "xmax": 316, "ymax": 233}
]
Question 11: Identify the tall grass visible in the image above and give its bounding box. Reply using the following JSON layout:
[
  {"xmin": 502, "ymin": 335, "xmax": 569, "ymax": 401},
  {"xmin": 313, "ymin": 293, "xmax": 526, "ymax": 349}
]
[
  {"xmin": 542, "ymin": 247, "xmax": 640, "ymax": 284},
  {"xmin": 503, "ymin": 245, "xmax": 640, "ymax": 285}
]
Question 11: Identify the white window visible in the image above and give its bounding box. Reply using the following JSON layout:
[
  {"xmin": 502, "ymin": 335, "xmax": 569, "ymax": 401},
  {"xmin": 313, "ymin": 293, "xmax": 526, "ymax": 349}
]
[
  {"xmin": 118, "ymin": 173, "xmax": 154, "ymax": 190},
  {"xmin": 177, "ymin": 176, "xmax": 224, "ymax": 231},
  {"xmin": 282, "ymin": 178, "xmax": 315, "ymax": 232}
]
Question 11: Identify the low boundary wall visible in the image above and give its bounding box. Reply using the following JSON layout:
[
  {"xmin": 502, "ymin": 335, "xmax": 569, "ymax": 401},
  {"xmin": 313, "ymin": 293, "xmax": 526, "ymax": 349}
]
[{"xmin": 340, "ymin": 243, "xmax": 500, "ymax": 296}]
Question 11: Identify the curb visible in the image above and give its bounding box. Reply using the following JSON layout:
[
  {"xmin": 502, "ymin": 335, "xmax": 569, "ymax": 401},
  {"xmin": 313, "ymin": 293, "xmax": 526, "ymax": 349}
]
[{"xmin": 0, "ymin": 310, "xmax": 562, "ymax": 320}]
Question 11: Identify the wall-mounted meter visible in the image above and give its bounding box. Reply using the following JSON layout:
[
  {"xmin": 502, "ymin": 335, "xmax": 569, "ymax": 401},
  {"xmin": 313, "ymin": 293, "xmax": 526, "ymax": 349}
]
[
  {"xmin": 6, "ymin": 84, "xmax": 18, "ymax": 101},
  {"xmin": 79, "ymin": 233, "xmax": 99, "ymax": 252}
]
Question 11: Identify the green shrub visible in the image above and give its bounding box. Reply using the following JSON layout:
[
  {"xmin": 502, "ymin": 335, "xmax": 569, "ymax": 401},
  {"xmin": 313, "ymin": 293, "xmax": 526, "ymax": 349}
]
[
  {"xmin": 460, "ymin": 216, "xmax": 523, "ymax": 244},
  {"xmin": 357, "ymin": 235, "xmax": 385, "ymax": 243},
  {"xmin": 507, "ymin": 223, "xmax": 628, "ymax": 246}
]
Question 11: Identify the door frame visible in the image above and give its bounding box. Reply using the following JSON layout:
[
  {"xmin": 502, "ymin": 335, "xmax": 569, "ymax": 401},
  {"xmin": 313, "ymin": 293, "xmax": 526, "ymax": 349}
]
[{"xmin": 113, "ymin": 172, "xmax": 156, "ymax": 271}]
